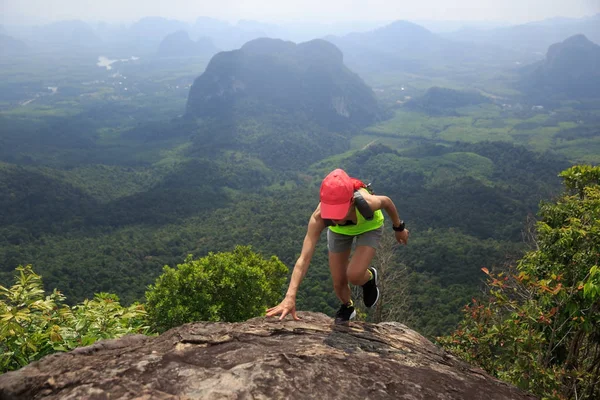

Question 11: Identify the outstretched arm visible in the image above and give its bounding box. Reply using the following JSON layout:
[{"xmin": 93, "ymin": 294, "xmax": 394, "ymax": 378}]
[
  {"xmin": 266, "ymin": 207, "xmax": 325, "ymax": 320},
  {"xmin": 365, "ymin": 193, "xmax": 409, "ymax": 245}
]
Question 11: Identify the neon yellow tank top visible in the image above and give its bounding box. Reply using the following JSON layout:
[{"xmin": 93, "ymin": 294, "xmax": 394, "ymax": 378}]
[{"xmin": 329, "ymin": 205, "xmax": 384, "ymax": 236}]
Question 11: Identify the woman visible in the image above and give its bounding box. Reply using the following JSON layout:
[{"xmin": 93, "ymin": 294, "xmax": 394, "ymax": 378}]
[{"xmin": 266, "ymin": 168, "xmax": 409, "ymax": 324}]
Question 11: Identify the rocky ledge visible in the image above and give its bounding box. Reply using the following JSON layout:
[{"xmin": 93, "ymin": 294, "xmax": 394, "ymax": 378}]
[{"xmin": 0, "ymin": 312, "xmax": 536, "ymax": 399}]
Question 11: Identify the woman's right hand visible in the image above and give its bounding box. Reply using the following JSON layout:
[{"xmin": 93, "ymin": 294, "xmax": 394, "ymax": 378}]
[{"xmin": 266, "ymin": 295, "xmax": 301, "ymax": 321}]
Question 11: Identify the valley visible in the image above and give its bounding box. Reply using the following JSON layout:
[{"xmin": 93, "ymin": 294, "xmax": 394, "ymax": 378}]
[{"xmin": 1, "ymin": 18, "xmax": 599, "ymax": 339}]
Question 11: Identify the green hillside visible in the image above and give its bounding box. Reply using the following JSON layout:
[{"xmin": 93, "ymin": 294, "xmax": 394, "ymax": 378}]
[{"xmin": 1, "ymin": 33, "xmax": 599, "ymax": 341}]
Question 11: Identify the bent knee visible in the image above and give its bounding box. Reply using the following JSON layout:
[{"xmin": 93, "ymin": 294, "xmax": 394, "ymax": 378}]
[{"xmin": 347, "ymin": 270, "xmax": 367, "ymax": 286}]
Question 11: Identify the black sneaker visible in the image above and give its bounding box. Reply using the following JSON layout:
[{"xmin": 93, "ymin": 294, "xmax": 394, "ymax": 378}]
[
  {"xmin": 362, "ymin": 267, "xmax": 380, "ymax": 308},
  {"xmin": 334, "ymin": 303, "xmax": 356, "ymax": 324}
]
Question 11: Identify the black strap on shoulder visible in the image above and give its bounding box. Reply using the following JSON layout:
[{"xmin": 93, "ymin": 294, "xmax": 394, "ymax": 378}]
[{"xmin": 354, "ymin": 190, "xmax": 374, "ymax": 220}]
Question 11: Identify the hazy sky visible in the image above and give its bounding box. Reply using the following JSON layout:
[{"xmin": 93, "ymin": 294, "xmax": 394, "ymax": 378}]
[{"xmin": 2, "ymin": 0, "xmax": 599, "ymax": 25}]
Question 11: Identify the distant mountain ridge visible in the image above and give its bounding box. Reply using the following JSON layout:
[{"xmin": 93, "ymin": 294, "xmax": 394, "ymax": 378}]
[
  {"xmin": 5, "ymin": 14, "xmax": 598, "ymax": 60},
  {"xmin": 521, "ymin": 34, "xmax": 600, "ymax": 99},
  {"xmin": 0, "ymin": 34, "xmax": 29, "ymax": 55},
  {"xmin": 157, "ymin": 31, "xmax": 218, "ymax": 58},
  {"xmin": 33, "ymin": 20, "xmax": 102, "ymax": 49},
  {"xmin": 443, "ymin": 13, "xmax": 600, "ymax": 54},
  {"xmin": 325, "ymin": 20, "xmax": 442, "ymax": 74},
  {"xmin": 128, "ymin": 17, "xmax": 189, "ymax": 50},
  {"xmin": 338, "ymin": 20, "xmax": 439, "ymax": 51},
  {"xmin": 186, "ymin": 38, "xmax": 380, "ymax": 129},
  {"xmin": 326, "ymin": 20, "xmax": 524, "ymax": 78},
  {"xmin": 191, "ymin": 17, "xmax": 268, "ymax": 50}
]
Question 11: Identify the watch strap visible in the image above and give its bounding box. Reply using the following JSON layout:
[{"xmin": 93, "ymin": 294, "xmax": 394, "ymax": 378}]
[{"xmin": 392, "ymin": 220, "xmax": 405, "ymax": 232}]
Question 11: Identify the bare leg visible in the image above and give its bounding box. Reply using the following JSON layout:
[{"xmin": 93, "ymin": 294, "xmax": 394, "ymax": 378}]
[
  {"xmin": 346, "ymin": 246, "xmax": 376, "ymax": 286},
  {"xmin": 328, "ymin": 248, "xmax": 352, "ymax": 303}
]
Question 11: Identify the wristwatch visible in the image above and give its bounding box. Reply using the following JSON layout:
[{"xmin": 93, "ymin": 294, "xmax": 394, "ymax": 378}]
[{"xmin": 392, "ymin": 220, "xmax": 405, "ymax": 232}]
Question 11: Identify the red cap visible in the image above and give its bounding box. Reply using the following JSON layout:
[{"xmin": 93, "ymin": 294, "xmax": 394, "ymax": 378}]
[{"xmin": 320, "ymin": 169, "xmax": 353, "ymax": 220}]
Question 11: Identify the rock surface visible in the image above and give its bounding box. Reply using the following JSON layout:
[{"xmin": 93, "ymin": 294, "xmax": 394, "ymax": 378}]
[{"xmin": 0, "ymin": 312, "xmax": 536, "ymax": 399}]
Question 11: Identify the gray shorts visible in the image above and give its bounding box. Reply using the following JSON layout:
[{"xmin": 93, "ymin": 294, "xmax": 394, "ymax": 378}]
[{"xmin": 327, "ymin": 226, "xmax": 384, "ymax": 253}]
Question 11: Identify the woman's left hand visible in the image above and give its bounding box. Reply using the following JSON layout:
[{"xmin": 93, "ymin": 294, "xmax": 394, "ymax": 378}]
[{"xmin": 395, "ymin": 229, "xmax": 409, "ymax": 245}]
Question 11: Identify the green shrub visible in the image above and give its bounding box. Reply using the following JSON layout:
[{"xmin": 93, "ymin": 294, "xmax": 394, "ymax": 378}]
[
  {"xmin": 0, "ymin": 265, "xmax": 149, "ymax": 373},
  {"xmin": 439, "ymin": 165, "xmax": 600, "ymax": 400},
  {"xmin": 145, "ymin": 245, "xmax": 288, "ymax": 332}
]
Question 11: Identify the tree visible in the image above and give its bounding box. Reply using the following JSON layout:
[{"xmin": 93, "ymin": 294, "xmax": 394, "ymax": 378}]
[
  {"xmin": 145, "ymin": 245, "xmax": 288, "ymax": 332},
  {"xmin": 438, "ymin": 165, "xmax": 600, "ymax": 400},
  {"xmin": 373, "ymin": 232, "xmax": 410, "ymax": 323},
  {"xmin": 350, "ymin": 232, "xmax": 411, "ymax": 323},
  {"xmin": 0, "ymin": 265, "xmax": 149, "ymax": 373}
]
